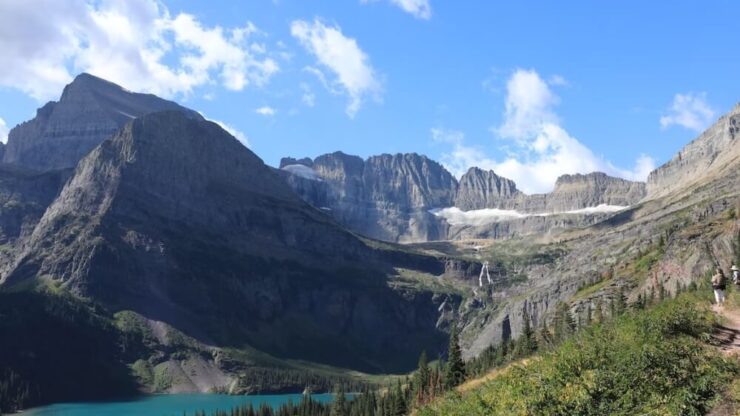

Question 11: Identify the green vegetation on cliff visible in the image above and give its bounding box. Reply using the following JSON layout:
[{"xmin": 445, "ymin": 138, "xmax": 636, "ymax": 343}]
[{"xmin": 418, "ymin": 294, "xmax": 737, "ymax": 416}]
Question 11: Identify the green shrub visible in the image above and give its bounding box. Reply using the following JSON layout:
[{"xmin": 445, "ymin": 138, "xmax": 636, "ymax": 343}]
[{"xmin": 419, "ymin": 295, "xmax": 737, "ymax": 416}]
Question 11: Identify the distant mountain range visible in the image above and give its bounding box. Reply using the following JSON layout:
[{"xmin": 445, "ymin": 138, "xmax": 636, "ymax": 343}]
[
  {"xmin": 278, "ymin": 153, "xmax": 647, "ymax": 242},
  {"xmin": 0, "ymin": 73, "xmax": 737, "ymax": 411}
]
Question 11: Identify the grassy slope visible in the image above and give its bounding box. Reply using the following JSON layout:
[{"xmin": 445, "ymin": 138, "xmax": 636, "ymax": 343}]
[{"xmin": 419, "ymin": 293, "xmax": 739, "ymax": 416}]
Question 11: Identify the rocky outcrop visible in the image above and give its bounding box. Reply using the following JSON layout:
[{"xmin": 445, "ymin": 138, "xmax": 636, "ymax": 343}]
[
  {"xmin": 647, "ymin": 103, "xmax": 740, "ymax": 197},
  {"xmin": 454, "ymin": 167, "xmax": 520, "ymax": 210},
  {"xmin": 281, "ymin": 152, "xmax": 455, "ymax": 242},
  {"xmin": 2, "ymin": 111, "xmax": 449, "ymax": 374},
  {"xmin": 281, "ymin": 154, "xmax": 647, "ymax": 242},
  {"xmin": 458, "ymin": 104, "xmax": 740, "ymax": 360},
  {"xmin": 511, "ymin": 172, "xmax": 647, "ymax": 213},
  {"xmin": 2, "ymin": 73, "xmax": 201, "ymax": 171}
]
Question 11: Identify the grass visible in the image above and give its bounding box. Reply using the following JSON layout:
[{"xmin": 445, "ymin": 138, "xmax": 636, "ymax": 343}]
[
  {"xmin": 419, "ymin": 293, "xmax": 738, "ymax": 416},
  {"xmin": 390, "ymin": 268, "xmax": 467, "ymax": 296}
]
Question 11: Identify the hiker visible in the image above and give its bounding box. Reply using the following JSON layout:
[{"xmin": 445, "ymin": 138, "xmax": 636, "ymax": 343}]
[
  {"xmin": 732, "ymin": 264, "xmax": 739, "ymax": 285},
  {"xmin": 711, "ymin": 267, "xmax": 727, "ymax": 306}
]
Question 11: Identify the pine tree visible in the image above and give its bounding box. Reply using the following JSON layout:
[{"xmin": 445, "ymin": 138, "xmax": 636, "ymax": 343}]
[
  {"xmin": 586, "ymin": 303, "xmax": 593, "ymax": 324},
  {"xmin": 615, "ymin": 286, "xmax": 627, "ymax": 316},
  {"xmin": 634, "ymin": 293, "xmax": 645, "ymax": 310},
  {"xmin": 414, "ymin": 350, "xmax": 429, "ymax": 405},
  {"xmin": 391, "ymin": 380, "xmax": 406, "ymax": 416},
  {"xmin": 331, "ymin": 387, "xmax": 347, "ymax": 416},
  {"xmin": 538, "ymin": 319, "xmax": 552, "ymax": 348},
  {"xmin": 444, "ymin": 324, "xmax": 466, "ymax": 388},
  {"xmin": 593, "ymin": 298, "xmax": 604, "ymax": 324},
  {"xmin": 515, "ymin": 312, "xmax": 537, "ymax": 357}
]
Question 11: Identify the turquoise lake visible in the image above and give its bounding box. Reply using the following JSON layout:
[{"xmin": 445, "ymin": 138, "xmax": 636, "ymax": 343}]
[{"xmin": 24, "ymin": 393, "xmax": 337, "ymax": 416}]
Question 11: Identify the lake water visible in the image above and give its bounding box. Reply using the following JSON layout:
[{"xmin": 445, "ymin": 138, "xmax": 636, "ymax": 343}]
[{"xmin": 25, "ymin": 393, "xmax": 337, "ymax": 416}]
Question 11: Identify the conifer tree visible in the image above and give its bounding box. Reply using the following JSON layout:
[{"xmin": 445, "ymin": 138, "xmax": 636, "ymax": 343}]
[
  {"xmin": 515, "ymin": 312, "xmax": 537, "ymax": 357},
  {"xmin": 444, "ymin": 324, "xmax": 466, "ymax": 388},
  {"xmin": 593, "ymin": 298, "xmax": 604, "ymax": 324},
  {"xmin": 414, "ymin": 350, "xmax": 429, "ymax": 405},
  {"xmin": 615, "ymin": 286, "xmax": 627, "ymax": 316},
  {"xmin": 331, "ymin": 387, "xmax": 347, "ymax": 416}
]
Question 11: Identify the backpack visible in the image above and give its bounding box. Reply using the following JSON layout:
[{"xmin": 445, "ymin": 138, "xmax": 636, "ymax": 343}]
[{"xmin": 713, "ymin": 273, "xmax": 726, "ymax": 290}]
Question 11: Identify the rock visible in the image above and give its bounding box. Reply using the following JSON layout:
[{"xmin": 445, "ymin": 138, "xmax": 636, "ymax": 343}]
[
  {"xmin": 2, "ymin": 73, "xmax": 201, "ymax": 171},
  {"xmin": 2, "ymin": 111, "xmax": 449, "ymax": 374},
  {"xmin": 454, "ymin": 167, "xmax": 520, "ymax": 210},
  {"xmin": 281, "ymin": 152, "xmax": 455, "ymax": 242},
  {"xmin": 280, "ymin": 154, "xmax": 647, "ymax": 242},
  {"xmin": 647, "ymin": 103, "xmax": 740, "ymax": 197}
]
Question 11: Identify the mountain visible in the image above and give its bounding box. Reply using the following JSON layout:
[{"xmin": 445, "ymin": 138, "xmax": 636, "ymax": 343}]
[
  {"xmin": 280, "ymin": 152, "xmax": 455, "ymax": 242},
  {"xmin": 2, "ymin": 73, "xmax": 201, "ymax": 171},
  {"xmin": 454, "ymin": 167, "xmax": 520, "ymax": 211},
  {"xmin": 2, "ymin": 111, "xmax": 449, "ymax": 376},
  {"xmin": 647, "ymin": 103, "xmax": 740, "ymax": 197},
  {"xmin": 280, "ymin": 155, "xmax": 647, "ymax": 242},
  {"xmin": 450, "ymin": 105, "xmax": 740, "ymax": 359}
]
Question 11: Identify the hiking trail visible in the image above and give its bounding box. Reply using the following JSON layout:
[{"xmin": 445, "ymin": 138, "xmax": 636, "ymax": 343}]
[{"xmin": 712, "ymin": 305, "xmax": 740, "ymax": 356}]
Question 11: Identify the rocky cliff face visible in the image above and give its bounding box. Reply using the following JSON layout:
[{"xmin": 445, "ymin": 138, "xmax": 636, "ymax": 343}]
[
  {"xmin": 2, "ymin": 111, "xmax": 448, "ymax": 375},
  {"xmin": 2, "ymin": 73, "xmax": 201, "ymax": 171},
  {"xmin": 281, "ymin": 154, "xmax": 647, "ymax": 242},
  {"xmin": 509, "ymin": 172, "xmax": 647, "ymax": 213},
  {"xmin": 281, "ymin": 152, "xmax": 454, "ymax": 242},
  {"xmin": 647, "ymin": 103, "xmax": 740, "ymax": 197},
  {"xmin": 454, "ymin": 167, "xmax": 520, "ymax": 210},
  {"xmin": 454, "ymin": 104, "xmax": 740, "ymax": 359}
]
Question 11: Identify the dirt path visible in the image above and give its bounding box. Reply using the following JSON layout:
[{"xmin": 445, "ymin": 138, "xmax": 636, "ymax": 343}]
[
  {"xmin": 712, "ymin": 305, "xmax": 740, "ymax": 357},
  {"xmin": 708, "ymin": 305, "xmax": 740, "ymax": 416}
]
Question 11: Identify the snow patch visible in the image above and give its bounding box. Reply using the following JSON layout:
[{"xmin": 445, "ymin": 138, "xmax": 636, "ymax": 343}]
[
  {"xmin": 431, "ymin": 204, "xmax": 628, "ymax": 226},
  {"xmin": 430, "ymin": 207, "xmax": 527, "ymax": 226},
  {"xmin": 282, "ymin": 164, "xmax": 321, "ymax": 181},
  {"xmin": 561, "ymin": 204, "xmax": 628, "ymax": 215}
]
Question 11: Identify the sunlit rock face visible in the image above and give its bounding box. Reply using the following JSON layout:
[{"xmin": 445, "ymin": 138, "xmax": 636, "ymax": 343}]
[
  {"xmin": 3, "ymin": 73, "xmax": 201, "ymax": 172},
  {"xmin": 280, "ymin": 153, "xmax": 647, "ymax": 242}
]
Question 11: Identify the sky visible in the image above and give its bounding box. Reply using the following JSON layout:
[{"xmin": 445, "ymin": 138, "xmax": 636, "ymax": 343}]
[{"xmin": 0, "ymin": 0, "xmax": 738, "ymax": 194}]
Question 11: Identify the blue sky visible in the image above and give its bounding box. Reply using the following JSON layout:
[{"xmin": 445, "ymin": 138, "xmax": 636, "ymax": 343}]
[{"xmin": 0, "ymin": 0, "xmax": 738, "ymax": 193}]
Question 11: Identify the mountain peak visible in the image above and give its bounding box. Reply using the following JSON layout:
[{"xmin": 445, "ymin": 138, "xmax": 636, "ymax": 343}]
[{"xmin": 3, "ymin": 74, "xmax": 201, "ymax": 171}]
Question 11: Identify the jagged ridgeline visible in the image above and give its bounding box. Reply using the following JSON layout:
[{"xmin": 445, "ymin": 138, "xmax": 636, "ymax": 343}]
[
  {"xmin": 0, "ymin": 73, "xmax": 738, "ymax": 414},
  {"xmin": 0, "ymin": 74, "xmax": 453, "ymax": 411},
  {"xmin": 277, "ymin": 153, "xmax": 647, "ymax": 242}
]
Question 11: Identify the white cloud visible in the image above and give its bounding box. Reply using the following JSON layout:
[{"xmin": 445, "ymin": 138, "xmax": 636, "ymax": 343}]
[
  {"xmin": 434, "ymin": 69, "xmax": 656, "ymax": 194},
  {"xmin": 496, "ymin": 69, "xmax": 560, "ymax": 141},
  {"xmin": 548, "ymin": 74, "xmax": 568, "ymax": 86},
  {"xmin": 255, "ymin": 106, "xmax": 276, "ymax": 116},
  {"xmin": 0, "ymin": 117, "xmax": 9, "ymax": 144},
  {"xmin": 291, "ymin": 18, "xmax": 381, "ymax": 117},
  {"xmin": 659, "ymin": 92, "xmax": 715, "ymax": 132},
  {"xmin": 362, "ymin": 0, "xmax": 432, "ymax": 19},
  {"xmin": 0, "ymin": 0, "xmax": 279, "ymax": 101},
  {"xmin": 211, "ymin": 119, "xmax": 250, "ymax": 147},
  {"xmin": 300, "ymin": 82, "xmax": 316, "ymax": 107}
]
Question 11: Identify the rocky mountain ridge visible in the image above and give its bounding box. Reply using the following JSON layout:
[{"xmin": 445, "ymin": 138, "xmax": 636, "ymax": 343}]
[
  {"xmin": 280, "ymin": 154, "xmax": 647, "ymax": 242},
  {"xmin": 647, "ymin": 102, "xmax": 740, "ymax": 197},
  {"xmin": 3, "ymin": 73, "xmax": 201, "ymax": 172}
]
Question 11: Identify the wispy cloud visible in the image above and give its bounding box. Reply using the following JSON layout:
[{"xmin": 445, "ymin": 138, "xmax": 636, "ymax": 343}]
[
  {"xmin": 300, "ymin": 83, "xmax": 316, "ymax": 107},
  {"xmin": 211, "ymin": 119, "xmax": 250, "ymax": 147},
  {"xmin": 0, "ymin": 117, "xmax": 8, "ymax": 144},
  {"xmin": 0, "ymin": 0, "xmax": 279, "ymax": 101},
  {"xmin": 361, "ymin": 0, "xmax": 432, "ymax": 19},
  {"xmin": 660, "ymin": 92, "xmax": 715, "ymax": 132},
  {"xmin": 291, "ymin": 18, "xmax": 382, "ymax": 117},
  {"xmin": 255, "ymin": 106, "xmax": 276, "ymax": 116},
  {"xmin": 435, "ymin": 69, "xmax": 655, "ymax": 194}
]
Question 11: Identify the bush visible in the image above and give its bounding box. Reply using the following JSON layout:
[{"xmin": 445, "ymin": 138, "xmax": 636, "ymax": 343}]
[{"xmin": 419, "ymin": 295, "xmax": 738, "ymax": 416}]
